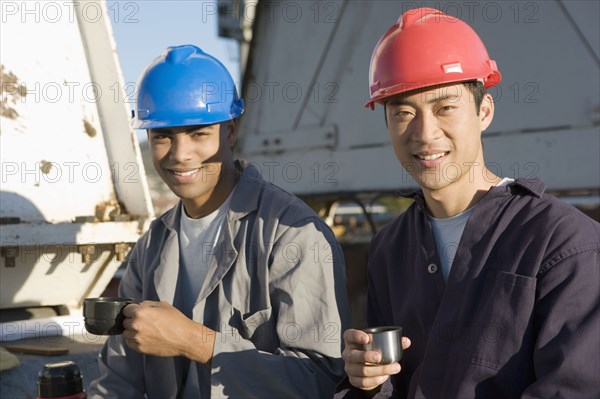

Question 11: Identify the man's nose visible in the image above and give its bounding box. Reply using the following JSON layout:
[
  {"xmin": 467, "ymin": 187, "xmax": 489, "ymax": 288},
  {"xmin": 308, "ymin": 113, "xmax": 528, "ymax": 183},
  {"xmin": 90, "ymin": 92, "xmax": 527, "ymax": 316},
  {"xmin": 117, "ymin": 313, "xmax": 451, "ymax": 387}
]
[
  {"xmin": 169, "ymin": 135, "xmax": 193, "ymax": 162},
  {"xmin": 411, "ymin": 113, "xmax": 442, "ymax": 144}
]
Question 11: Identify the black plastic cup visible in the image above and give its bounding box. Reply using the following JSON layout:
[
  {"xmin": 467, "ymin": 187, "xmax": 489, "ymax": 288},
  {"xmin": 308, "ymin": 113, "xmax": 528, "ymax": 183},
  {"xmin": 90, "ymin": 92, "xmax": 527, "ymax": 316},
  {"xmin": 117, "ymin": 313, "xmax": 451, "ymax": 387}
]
[{"xmin": 83, "ymin": 297, "xmax": 134, "ymax": 335}]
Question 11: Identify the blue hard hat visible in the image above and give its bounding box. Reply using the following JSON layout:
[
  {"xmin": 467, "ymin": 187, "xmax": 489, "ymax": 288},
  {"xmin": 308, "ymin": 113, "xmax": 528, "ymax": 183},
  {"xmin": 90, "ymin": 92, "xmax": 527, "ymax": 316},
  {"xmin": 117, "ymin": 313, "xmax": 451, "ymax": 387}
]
[{"xmin": 132, "ymin": 45, "xmax": 244, "ymax": 129}]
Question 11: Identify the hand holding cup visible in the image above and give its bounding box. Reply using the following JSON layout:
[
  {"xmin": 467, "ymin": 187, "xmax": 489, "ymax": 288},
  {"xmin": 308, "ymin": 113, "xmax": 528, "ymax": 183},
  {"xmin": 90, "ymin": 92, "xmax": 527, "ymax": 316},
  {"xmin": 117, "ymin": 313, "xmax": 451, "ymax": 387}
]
[{"xmin": 342, "ymin": 326, "xmax": 410, "ymax": 391}]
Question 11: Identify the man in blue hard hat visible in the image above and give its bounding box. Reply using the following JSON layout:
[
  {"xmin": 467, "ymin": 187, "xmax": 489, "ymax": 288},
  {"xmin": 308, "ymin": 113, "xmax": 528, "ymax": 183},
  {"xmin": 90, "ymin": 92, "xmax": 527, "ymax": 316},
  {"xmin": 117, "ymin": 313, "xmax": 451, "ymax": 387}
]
[{"xmin": 88, "ymin": 45, "xmax": 349, "ymax": 398}]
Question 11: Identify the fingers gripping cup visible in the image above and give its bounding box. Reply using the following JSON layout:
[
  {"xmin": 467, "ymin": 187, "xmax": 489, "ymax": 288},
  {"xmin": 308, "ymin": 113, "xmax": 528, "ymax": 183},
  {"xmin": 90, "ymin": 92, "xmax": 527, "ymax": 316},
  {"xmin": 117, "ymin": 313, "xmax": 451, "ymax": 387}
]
[
  {"xmin": 83, "ymin": 297, "xmax": 134, "ymax": 335},
  {"xmin": 362, "ymin": 326, "xmax": 403, "ymax": 364}
]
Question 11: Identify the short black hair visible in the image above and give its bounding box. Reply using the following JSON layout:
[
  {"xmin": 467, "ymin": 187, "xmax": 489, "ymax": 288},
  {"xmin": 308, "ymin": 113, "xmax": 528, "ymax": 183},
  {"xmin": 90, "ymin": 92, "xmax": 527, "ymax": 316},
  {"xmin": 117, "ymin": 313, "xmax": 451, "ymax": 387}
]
[{"xmin": 462, "ymin": 80, "xmax": 486, "ymax": 115}]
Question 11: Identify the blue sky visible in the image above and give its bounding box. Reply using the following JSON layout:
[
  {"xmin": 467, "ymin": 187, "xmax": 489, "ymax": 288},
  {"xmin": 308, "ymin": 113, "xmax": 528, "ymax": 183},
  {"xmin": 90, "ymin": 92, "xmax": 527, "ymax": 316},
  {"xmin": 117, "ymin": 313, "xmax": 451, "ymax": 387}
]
[{"xmin": 106, "ymin": 1, "xmax": 240, "ymax": 140}]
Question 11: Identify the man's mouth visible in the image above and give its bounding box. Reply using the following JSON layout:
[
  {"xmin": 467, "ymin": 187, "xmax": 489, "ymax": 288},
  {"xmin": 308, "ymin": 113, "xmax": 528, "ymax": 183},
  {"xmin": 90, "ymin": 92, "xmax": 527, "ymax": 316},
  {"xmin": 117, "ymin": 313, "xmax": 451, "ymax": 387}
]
[
  {"xmin": 166, "ymin": 167, "xmax": 201, "ymax": 183},
  {"xmin": 415, "ymin": 152, "xmax": 448, "ymax": 161},
  {"xmin": 171, "ymin": 169, "xmax": 198, "ymax": 177}
]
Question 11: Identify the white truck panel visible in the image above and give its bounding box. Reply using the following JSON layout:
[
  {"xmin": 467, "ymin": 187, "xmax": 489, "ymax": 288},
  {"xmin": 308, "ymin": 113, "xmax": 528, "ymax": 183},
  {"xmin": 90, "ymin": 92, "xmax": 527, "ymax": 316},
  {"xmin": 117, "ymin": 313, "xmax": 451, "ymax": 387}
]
[
  {"xmin": 241, "ymin": 126, "xmax": 599, "ymax": 194},
  {"xmin": 238, "ymin": 0, "xmax": 600, "ymax": 194},
  {"xmin": 0, "ymin": 0, "xmax": 153, "ymax": 310},
  {"xmin": 1, "ymin": 6, "xmax": 116, "ymax": 223}
]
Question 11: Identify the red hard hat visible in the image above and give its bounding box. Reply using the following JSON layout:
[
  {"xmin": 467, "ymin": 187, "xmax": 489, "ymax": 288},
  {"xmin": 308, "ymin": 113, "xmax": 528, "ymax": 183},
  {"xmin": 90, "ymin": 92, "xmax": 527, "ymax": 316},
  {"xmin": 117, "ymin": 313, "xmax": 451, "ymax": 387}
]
[{"xmin": 366, "ymin": 7, "xmax": 502, "ymax": 109}]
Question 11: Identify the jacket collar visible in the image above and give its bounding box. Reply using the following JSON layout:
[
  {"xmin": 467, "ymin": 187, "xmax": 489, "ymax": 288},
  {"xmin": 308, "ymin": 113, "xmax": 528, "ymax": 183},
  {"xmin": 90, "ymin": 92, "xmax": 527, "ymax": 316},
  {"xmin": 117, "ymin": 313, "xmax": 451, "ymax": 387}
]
[
  {"xmin": 510, "ymin": 178, "xmax": 545, "ymax": 198},
  {"xmin": 228, "ymin": 159, "xmax": 262, "ymax": 220},
  {"xmin": 158, "ymin": 159, "xmax": 262, "ymax": 230}
]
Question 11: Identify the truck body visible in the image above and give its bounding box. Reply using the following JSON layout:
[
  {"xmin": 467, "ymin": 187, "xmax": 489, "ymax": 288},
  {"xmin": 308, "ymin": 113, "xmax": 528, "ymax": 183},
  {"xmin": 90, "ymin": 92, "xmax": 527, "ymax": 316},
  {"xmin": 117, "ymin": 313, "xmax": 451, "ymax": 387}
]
[{"xmin": 1, "ymin": 1, "xmax": 153, "ymax": 395}]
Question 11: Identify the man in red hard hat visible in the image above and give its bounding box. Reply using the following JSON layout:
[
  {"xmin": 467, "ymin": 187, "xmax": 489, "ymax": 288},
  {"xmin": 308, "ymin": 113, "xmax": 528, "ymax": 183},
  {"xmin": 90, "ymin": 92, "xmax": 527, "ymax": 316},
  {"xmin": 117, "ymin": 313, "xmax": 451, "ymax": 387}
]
[{"xmin": 338, "ymin": 7, "xmax": 599, "ymax": 398}]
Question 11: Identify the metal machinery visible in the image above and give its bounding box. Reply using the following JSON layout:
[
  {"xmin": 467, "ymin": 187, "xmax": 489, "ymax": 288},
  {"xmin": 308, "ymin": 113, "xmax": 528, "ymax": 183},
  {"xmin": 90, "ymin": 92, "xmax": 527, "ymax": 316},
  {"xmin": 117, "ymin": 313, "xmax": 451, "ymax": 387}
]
[{"xmin": 1, "ymin": 1, "xmax": 153, "ymax": 394}]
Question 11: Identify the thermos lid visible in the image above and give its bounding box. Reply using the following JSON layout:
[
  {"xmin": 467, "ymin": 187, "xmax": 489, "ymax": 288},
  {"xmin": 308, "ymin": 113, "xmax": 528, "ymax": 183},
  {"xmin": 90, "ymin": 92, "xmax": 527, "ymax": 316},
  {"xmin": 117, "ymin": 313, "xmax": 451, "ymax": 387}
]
[{"xmin": 37, "ymin": 361, "xmax": 83, "ymax": 398}]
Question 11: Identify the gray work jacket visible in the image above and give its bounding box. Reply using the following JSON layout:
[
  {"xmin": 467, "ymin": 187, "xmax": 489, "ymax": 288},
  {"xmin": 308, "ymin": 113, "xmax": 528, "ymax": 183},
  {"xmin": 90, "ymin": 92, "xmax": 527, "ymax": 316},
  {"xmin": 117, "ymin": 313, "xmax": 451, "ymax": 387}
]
[{"xmin": 89, "ymin": 160, "xmax": 349, "ymax": 398}]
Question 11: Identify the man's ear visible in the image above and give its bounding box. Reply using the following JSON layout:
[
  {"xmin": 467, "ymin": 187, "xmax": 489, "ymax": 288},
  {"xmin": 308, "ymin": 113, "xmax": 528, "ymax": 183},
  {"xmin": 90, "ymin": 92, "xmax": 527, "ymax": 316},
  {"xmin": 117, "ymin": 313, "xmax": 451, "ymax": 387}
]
[
  {"xmin": 222, "ymin": 119, "xmax": 238, "ymax": 147},
  {"xmin": 479, "ymin": 93, "xmax": 495, "ymax": 131}
]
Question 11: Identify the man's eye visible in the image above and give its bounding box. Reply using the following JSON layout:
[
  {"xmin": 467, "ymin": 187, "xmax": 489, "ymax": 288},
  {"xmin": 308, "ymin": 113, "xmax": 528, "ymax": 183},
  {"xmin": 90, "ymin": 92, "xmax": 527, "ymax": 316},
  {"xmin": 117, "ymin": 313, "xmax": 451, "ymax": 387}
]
[
  {"xmin": 438, "ymin": 106, "xmax": 455, "ymax": 113},
  {"xmin": 394, "ymin": 110, "xmax": 414, "ymax": 119}
]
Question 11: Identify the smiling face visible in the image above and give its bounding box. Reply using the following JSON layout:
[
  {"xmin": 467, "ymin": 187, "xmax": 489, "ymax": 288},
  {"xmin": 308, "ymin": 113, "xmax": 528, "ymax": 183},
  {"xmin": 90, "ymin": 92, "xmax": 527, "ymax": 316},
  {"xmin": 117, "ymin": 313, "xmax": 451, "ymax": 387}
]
[
  {"xmin": 148, "ymin": 121, "xmax": 238, "ymax": 218},
  {"xmin": 385, "ymin": 83, "xmax": 495, "ymax": 196}
]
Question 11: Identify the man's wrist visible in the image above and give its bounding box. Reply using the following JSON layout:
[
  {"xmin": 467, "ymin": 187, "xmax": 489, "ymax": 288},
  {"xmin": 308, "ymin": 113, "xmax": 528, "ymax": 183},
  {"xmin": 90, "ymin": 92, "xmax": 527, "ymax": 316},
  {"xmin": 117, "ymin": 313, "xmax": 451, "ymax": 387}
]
[{"xmin": 180, "ymin": 322, "xmax": 216, "ymax": 365}]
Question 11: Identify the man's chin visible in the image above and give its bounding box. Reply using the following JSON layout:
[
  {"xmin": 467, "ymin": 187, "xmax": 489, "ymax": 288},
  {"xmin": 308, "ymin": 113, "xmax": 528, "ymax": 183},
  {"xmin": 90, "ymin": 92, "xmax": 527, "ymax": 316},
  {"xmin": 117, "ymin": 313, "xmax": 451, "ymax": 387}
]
[
  {"xmin": 166, "ymin": 187, "xmax": 203, "ymax": 201},
  {"xmin": 414, "ymin": 176, "xmax": 456, "ymax": 192}
]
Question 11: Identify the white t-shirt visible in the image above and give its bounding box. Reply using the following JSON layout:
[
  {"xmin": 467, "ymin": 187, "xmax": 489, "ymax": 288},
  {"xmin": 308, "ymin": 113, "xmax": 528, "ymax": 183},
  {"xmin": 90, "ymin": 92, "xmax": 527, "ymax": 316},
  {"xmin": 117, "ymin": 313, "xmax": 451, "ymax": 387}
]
[
  {"xmin": 429, "ymin": 178, "xmax": 515, "ymax": 281},
  {"xmin": 179, "ymin": 190, "xmax": 234, "ymax": 317},
  {"xmin": 178, "ymin": 190, "xmax": 234, "ymax": 398}
]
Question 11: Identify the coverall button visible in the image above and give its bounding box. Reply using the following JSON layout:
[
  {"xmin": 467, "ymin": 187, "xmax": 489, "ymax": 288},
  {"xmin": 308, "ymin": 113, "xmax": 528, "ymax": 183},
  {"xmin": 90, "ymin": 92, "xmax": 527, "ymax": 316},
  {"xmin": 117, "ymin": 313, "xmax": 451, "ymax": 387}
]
[{"xmin": 427, "ymin": 263, "xmax": 438, "ymax": 274}]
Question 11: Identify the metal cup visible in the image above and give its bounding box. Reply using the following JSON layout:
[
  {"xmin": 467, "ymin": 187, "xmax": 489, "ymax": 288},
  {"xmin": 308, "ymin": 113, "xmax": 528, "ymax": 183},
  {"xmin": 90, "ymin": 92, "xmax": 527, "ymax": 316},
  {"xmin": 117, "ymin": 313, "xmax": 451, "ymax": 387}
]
[{"xmin": 362, "ymin": 326, "xmax": 403, "ymax": 364}]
